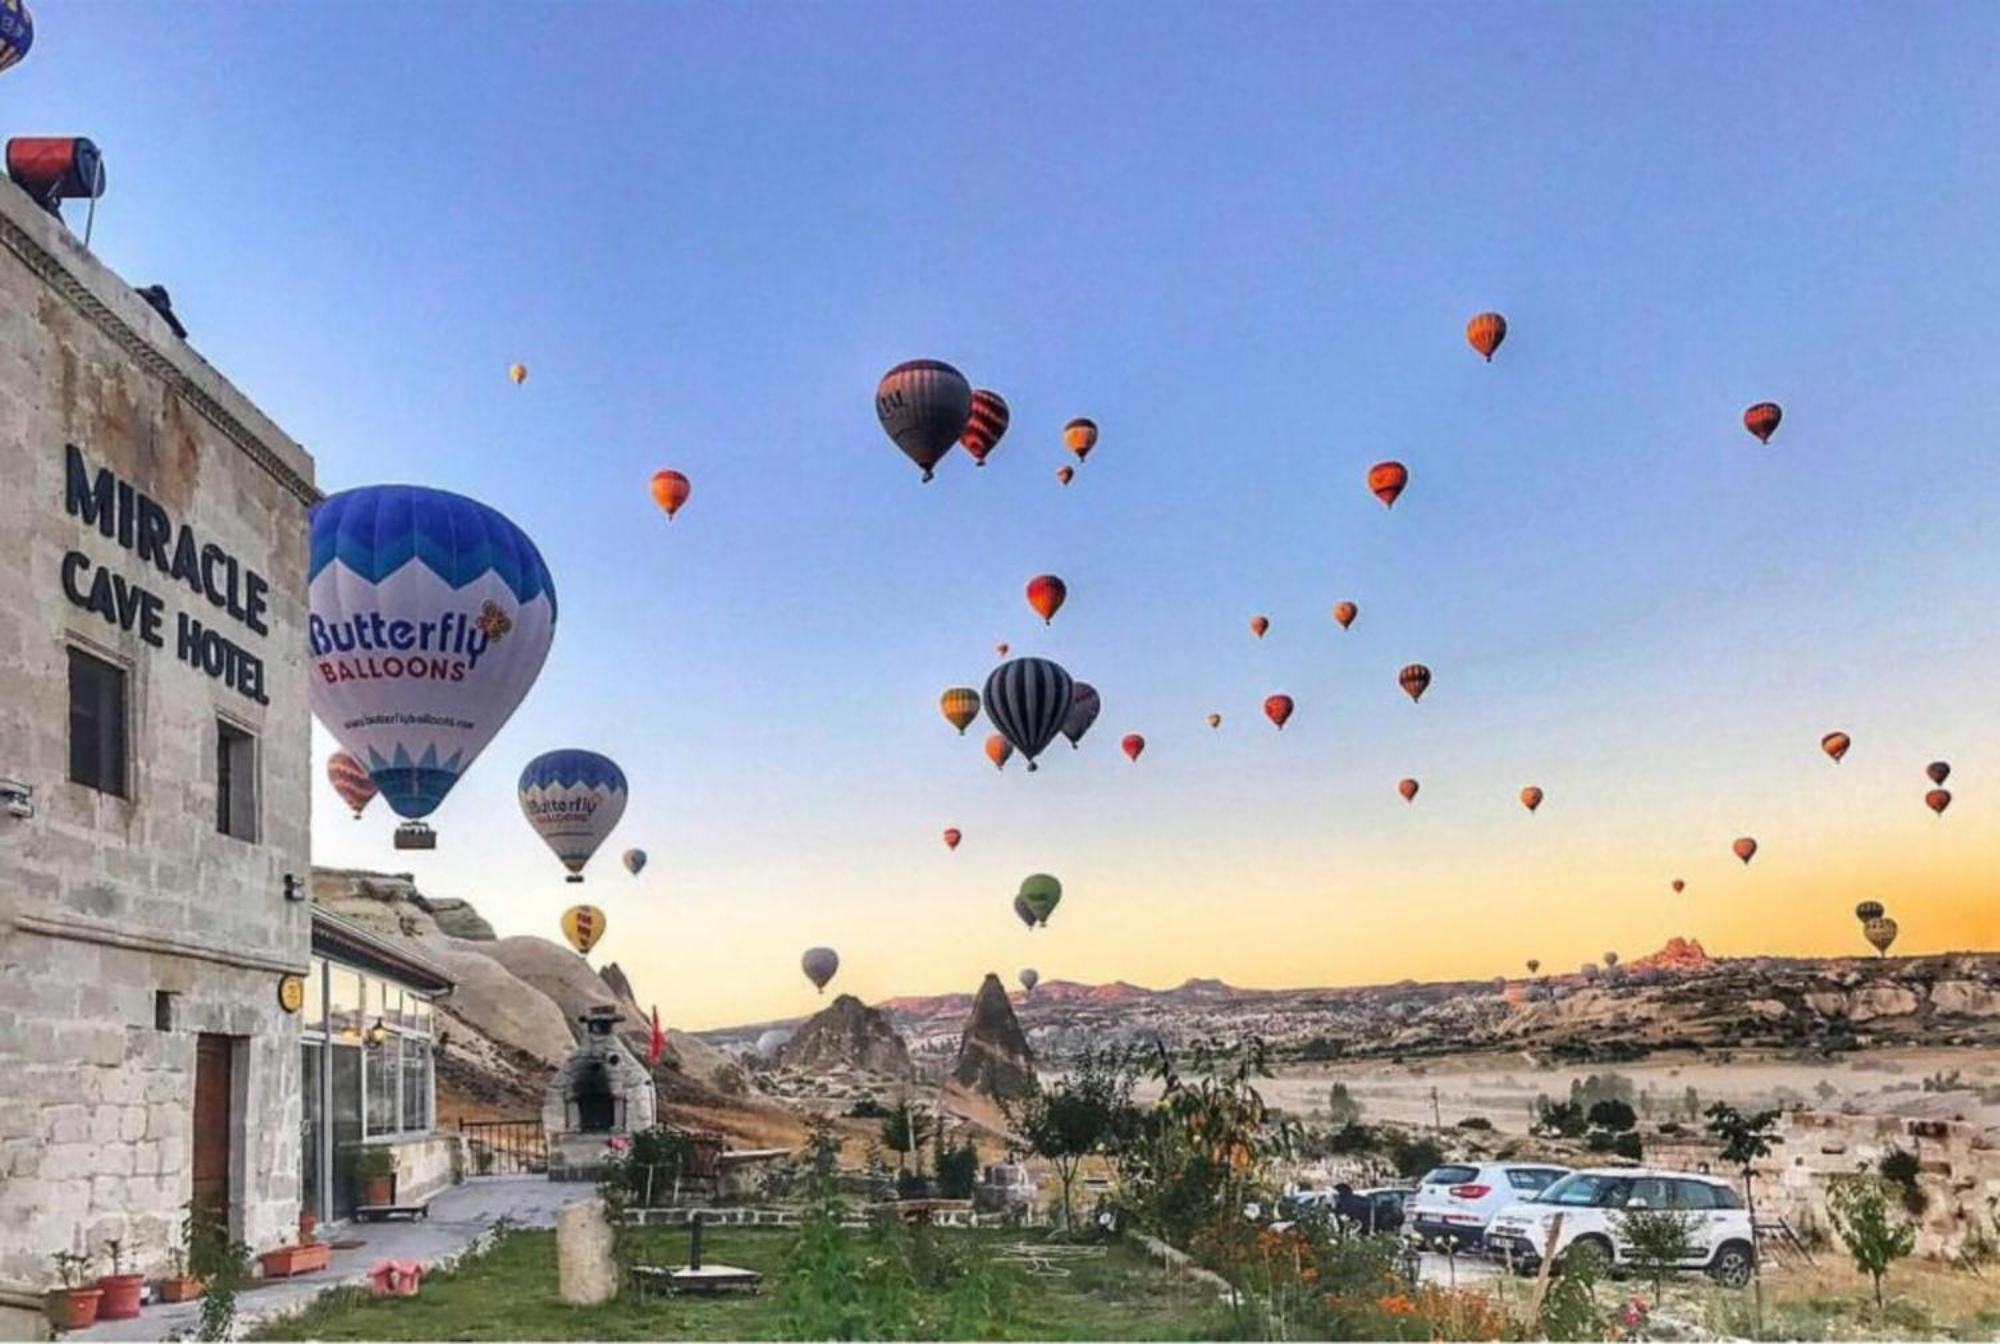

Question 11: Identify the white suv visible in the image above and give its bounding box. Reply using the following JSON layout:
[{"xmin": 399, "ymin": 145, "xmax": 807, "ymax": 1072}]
[
  {"xmin": 1484, "ymin": 1168, "xmax": 1755, "ymax": 1288},
  {"xmin": 1410, "ymin": 1162, "xmax": 1571, "ymax": 1251}
]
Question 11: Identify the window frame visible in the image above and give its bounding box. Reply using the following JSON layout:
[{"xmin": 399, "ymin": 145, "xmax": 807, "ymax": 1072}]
[
  {"xmin": 215, "ymin": 714, "xmax": 260, "ymax": 842},
  {"xmin": 66, "ymin": 643, "xmax": 130, "ymax": 797}
]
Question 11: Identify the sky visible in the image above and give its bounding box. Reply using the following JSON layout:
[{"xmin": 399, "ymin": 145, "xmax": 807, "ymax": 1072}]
[{"xmin": 15, "ymin": 3, "xmax": 1998, "ymax": 1028}]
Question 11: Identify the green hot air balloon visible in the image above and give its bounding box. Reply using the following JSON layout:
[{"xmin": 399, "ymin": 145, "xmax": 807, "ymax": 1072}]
[{"xmin": 1018, "ymin": 874, "xmax": 1062, "ymax": 928}]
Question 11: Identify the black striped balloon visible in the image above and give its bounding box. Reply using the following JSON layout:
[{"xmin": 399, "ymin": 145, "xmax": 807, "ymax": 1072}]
[{"xmin": 983, "ymin": 657, "xmax": 1074, "ymax": 771}]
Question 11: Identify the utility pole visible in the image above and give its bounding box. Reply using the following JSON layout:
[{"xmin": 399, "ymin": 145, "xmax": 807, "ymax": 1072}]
[{"xmin": 1431, "ymin": 1085, "xmax": 1442, "ymax": 1134}]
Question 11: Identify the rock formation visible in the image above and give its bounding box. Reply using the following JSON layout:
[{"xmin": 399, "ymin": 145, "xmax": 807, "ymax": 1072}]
[
  {"xmin": 952, "ymin": 973, "xmax": 1037, "ymax": 1100},
  {"xmin": 777, "ymin": 994, "xmax": 914, "ymax": 1078},
  {"xmin": 1627, "ymin": 936, "xmax": 1713, "ymax": 973}
]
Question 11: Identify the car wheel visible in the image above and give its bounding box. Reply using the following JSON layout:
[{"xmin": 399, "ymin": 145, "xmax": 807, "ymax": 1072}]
[{"xmin": 1708, "ymin": 1242, "xmax": 1753, "ymax": 1289}]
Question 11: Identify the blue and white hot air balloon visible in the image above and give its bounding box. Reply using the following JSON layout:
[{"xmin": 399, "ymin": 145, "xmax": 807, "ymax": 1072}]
[
  {"xmin": 308, "ymin": 486, "xmax": 557, "ymax": 832},
  {"xmin": 0, "ymin": 1, "xmax": 33, "ymax": 75},
  {"xmin": 519, "ymin": 750, "xmax": 628, "ymax": 883}
]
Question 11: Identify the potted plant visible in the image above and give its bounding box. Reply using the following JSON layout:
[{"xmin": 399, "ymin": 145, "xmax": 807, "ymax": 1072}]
[
  {"xmin": 157, "ymin": 1246, "xmax": 204, "ymax": 1304},
  {"xmin": 44, "ymin": 1250, "xmax": 102, "ymax": 1331},
  {"xmin": 95, "ymin": 1238, "xmax": 145, "ymax": 1320},
  {"xmin": 356, "ymin": 1144, "xmax": 396, "ymax": 1208},
  {"xmin": 257, "ymin": 1233, "xmax": 330, "ymax": 1279},
  {"xmin": 299, "ymin": 1208, "xmax": 318, "ymax": 1244}
]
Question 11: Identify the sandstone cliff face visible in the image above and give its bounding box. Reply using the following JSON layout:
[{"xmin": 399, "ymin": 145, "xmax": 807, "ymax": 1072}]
[
  {"xmin": 777, "ymin": 994, "xmax": 914, "ymax": 1078},
  {"xmin": 952, "ymin": 973, "xmax": 1037, "ymax": 1101}
]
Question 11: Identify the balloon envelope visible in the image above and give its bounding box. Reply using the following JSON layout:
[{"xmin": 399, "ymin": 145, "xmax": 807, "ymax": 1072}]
[
  {"xmin": 1520, "ymin": 786, "xmax": 1544, "ymax": 813},
  {"xmin": 876, "ymin": 360, "xmax": 972, "ymax": 481},
  {"xmin": 309, "ymin": 485, "xmax": 558, "ymax": 822},
  {"xmin": 649, "ymin": 470, "xmax": 690, "ymax": 520},
  {"xmin": 623, "ymin": 848, "xmax": 647, "ymax": 876},
  {"xmin": 1671, "ymin": 879, "xmax": 1686, "ymax": 894},
  {"xmin": 1207, "ymin": 713, "xmax": 1222, "ymax": 729},
  {"xmin": 1062, "ymin": 683, "xmax": 1101, "ymax": 748},
  {"xmin": 1399, "ymin": 778, "xmax": 1419, "ymax": 802},
  {"xmin": 1250, "ymin": 615, "xmax": 1269, "ymax": 638},
  {"xmin": 1927, "ymin": 761, "xmax": 1951, "ymax": 785},
  {"xmin": 1264, "ymin": 694, "xmax": 1294, "ymax": 729},
  {"xmin": 327, "ymin": 751, "xmax": 379, "ymax": 819},
  {"xmin": 984, "ymin": 657, "xmax": 1074, "ymax": 770},
  {"xmin": 1121, "ymin": 733, "xmax": 1145, "ymax": 762},
  {"xmin": 801, "ymin": 947, "xmax": 840, "ymax": 993},
  {"xmin": 1821, "ymin": 731, "xmax": 1850, "ymax": 763},
  {"xmin": 941, "ymin": 687, "xmax": 981, "ymax": 735},
  {"xmin": 1398, "ymin": 664, "xmax": 1432, "ymax": 703},
  {"xmin": 507, "ymin": 362, "xmax": 527, "ymax": 385},
  {"xmin": 520, "ymin": 750, "xmax": 629, "ymax": 881},
  {"xmin": 1863, "ymin": 916, "xmax": 1898, "ymax": 955},
  {"xmin": 1733, "ymin": 837, "xmax": 1758, "ymax": 865},
  {"xmin": 1012, "ymin": 894, "xmax": 1037, "ymax": 929},
  {"xmin": 1064, "ymin": 418, "xmax": 1098, "ymax": 461},
  {"xmin": 1333, "ymin": 601, "xmax": 1357, "ymax": 629},
  {"xmin": 1019, "ymin": 968, "xmax": 1039, "ymax": 993},
  {"xmin": 1026, "ymin": 575, "xmax": 1067, "ymax": 625},
  {"xmin": 960, "ymin": 389, "xmax": 1010, "ymax": 465},
  {"xmin": 0, "ymin": 1, "xmax": 33, "ymax": 75},
  {"xmin": 1743, "ymin": 402, "xmax": 1782, "ymax": 443},
  {"xmin": 1465, "ymin": 311, "xmax": 1507, "ymax": 361},
  {"xmin": 1926, "ymin": 788, "xmax": 1952, "ymax": 815},
  {"xmin": 1018, "ymin": 874, "xmax": 1062, "ymax": 926},
  {"xmin": 1854, "ymin": 900, "xmax": 1885, "ymax": 923},
  {"xmin": 985, "ymin": 733, "xmax": 1013, "ymax": 771},
  {"xmin": 561, "ymin": 905, "xmax": 606, "ymax": 956},
  {"xmin": 943, "ymin": 827, "xmax": 962, "ymax": 850},
  {"xmin": 1526, "ymin": 959, "xmax": 1541, "ymax": 975},
  {"xmin": 754, "ymin": 1028, "xmax": 793, "ymax": 1060},
  {"xmin": 1056, "ymin": 466, "xmax": 1075, "ymax": 486},
  {"xmin": 1368, "ymin": 461, "xmax": 1408, "ymax": 508}
]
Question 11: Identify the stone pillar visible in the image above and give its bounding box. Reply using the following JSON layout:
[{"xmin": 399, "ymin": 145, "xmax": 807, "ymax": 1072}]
[{"xmin": 555, "ymin": 1199, "xmax": 618, "ymax": 1306}]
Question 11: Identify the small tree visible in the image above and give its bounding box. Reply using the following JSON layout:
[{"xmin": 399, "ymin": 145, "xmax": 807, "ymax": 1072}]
[
  {"xmin": 1008, "ymin": 1056, "xmax": 1134, "ymax": 1232},
  {"xmin": 1705, "ymin": 1101, "xmax": 1781, "ymax": 1323},
  {"xmin": 1587, "ymin": 1099, "xmax": 1636, "ymax": 1133},
  {"xmin": 880, "ymin": 1100, "xmax": 932, "ymax": 1180},
  {"xmin": 1326, "ymin": 1082, "xmax": 1362, "ymax": 1127},
  {"xmin": 1827, "ymin": 1172, "xmax": 1915, "ymax": 1311},
  {"xmin": 1617, "ymin": 1205, "xmax": 1701, "ymax": 1303}
]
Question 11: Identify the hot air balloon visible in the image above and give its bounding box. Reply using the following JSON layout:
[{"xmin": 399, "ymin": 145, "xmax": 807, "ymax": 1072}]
[
  {"xmin": 1733, "ymin": 837, "xmax": 1758, "ymax": 865},
  {"xmin": 649, "ymin": 470, "xmax": 691, "ymax": 521},
  {"xmin": 984, "ymin": 657, "xmax": 1074, "ymax": 771},
  {"xmin": 1249, "ymin": 615, "xmax": 1269, "ymax": 639},
  {"xmin": 1603, "ymin": 951, "xmax": 1620, "ymax": 969},
  {"xmin": 1581, "ymin": 962, "xmax": 1600, "ymax": 982},
  {"xmin": 1264, "ymin": 694, "xmax": 1294, "ymax": 729},
  {"xmin": 1056, "ymin": 466, "xmax": 1077, "ymax": 488},
  {"xmin": 1526, "ymin": 959, "xmax": 1541, "ymax": 976},
  {"xmin": 1854, "ymin": 900, "xmax": 1885, "ymax": 923},
  {"xmin": 754, "ymin": 1028, "xmax": 794, "ymax": 1060},
  {"xmin": 1368, "ymin": 461, "xmax": 1408, "ymax": 508},
  {"xmin": 941, "ymin": 688, "xmax": 981, "ymax": 735},
  {"xmin": 1927, "ymin": 761, "xmax": 1951, "ymax": 785},
  {"xmin": 561, "ymin": 905, "xmax": 606, "ymax": 956},
  {"xmin": 985, "ymin": 734, "xmax": 1014, "ymax": 771},
  {"xmin": 801, "ymin": 947, "xmax": 840, "ymax": 994},
  {"xmin": 1026, "ymin": 574, "xmax": 1067, "ymax": 625},
  {"xmin": 1207, "ymin": 713, "xmax": 1222, "ymax": 729},
  {"xmin": 1520, "ymin": 786, "xmax": 1544, "ymax": 813},
  {"xmin": 1019, "ymin": 968, "xmax": 1039, "ymax": 994},
  {"xmin": 1012, "ymin": 894, "xmax": 1037, "ymax": 930},
  {"xmin": 1465, "ymin": 312, "xmax": 1507, "ymax": 361},
  {"xmin": 1063, "ymin": 418, "xmax": 1098, "ymax": 461},
  {"xmin": 995, "ymin": 642, "xmax": 1010, "ymax": 659},
  {"xmin": 1333, "ymin": 601, "xmax": 1358, "ymax": 630},
  {"xmin": 309, "ymin": 486, "xmax": 557, "ymax": 834},
  {"xmin": 1671, "ymin": 879, "xmax": 1686, "ymax": 894},
  {"xmin": 1743, "ymin": 402, "xmax": 1782, "ymax": 444},
  {"xmin": 1862, "ymin": 917, "xmax": 1898, "ymax": 956},
  {"xmin": 623, "ymin": 848, "xmax": 647, "ymax": 876},
  {"xmin": 1821, "ymin": 731, "xmax": 1850, "ymax": 763},
  {"xmin": 327, "ymin": 751, "xmax": 379, "ymax": 819},
  {"xmin": 508, "ymin": 362, "xmax": 527, "ymax": 386},
  {"xmin": 1926, "ymin": 788, "xmax": 1952, "ymax": 815},
  {"xmin": 1399, "ymin": 778, "xmax": 1419, "ymax": 802},
  {"xmin": 0, "ymin": 1, "xmax": 34, "ymax": 74},
  {"xmin": 943, "ymin": 827, "xmax": 962, "ymax": 851},
  {"xmin": 960, "ymin": 389, "xmax": 1010, "ymax": 465},
  {"xmin": 876, "ymin": 359, "xmax": 973, "ymax": 482},
  {"xmin": 1062, "ymin": 683, "xmax": 1101, "ymax": 748},
  {"xmin": 1122, "ymin": 733, "xmax": 1146, "ymax": 762},
  {"xmin": 519, "ymin": 750, "xmax": 629, "ymax": 883},
  {"xmin": 1018, "ymin": 874, "xmax": 1062, "ymax": 927},
  {"xmin": 1398, "ymin": 664, "xmax": 1432, "ymax": 703}
]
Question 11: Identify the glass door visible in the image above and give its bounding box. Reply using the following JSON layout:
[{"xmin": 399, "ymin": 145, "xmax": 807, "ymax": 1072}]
[
  {"xmin": 300, "ymin": 1043, "xmax": 324, "ymax": 1219},
  {"xmin": 329, "ymin": 1044, "xmax": 364, "ymax": 1219}
]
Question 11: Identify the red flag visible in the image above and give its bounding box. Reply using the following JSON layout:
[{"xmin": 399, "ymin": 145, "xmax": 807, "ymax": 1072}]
[{"xmin": 646, "ymin": 1005, "xmax": 665, "ymax": 1066}]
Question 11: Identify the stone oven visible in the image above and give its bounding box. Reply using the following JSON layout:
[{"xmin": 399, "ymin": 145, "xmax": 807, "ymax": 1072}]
[{"xmin": 543, "ymin": 1006, "xmax": 658, "ymax": 1180}]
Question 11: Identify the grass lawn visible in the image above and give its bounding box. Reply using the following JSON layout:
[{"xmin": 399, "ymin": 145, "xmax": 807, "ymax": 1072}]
[{"xmin": 253, "ymin": 1225, "xmax": 1241, "ymax": 1341}]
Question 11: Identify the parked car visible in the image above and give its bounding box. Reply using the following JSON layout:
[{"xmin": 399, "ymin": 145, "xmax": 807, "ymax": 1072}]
[
  {"xmin": 1285, "ymin": 1184, "xmax": 1413, "ymax": 1234},
  {"xmin": 1483, "ymin": 1168, "xmax": 1755, "ymax": 1287},
  {"xmin": 973, "ymin": 1162, "xmax": 1037, "ymax": 1214},
  {"xmin": 1410, "ymin": 1161, "xmax": 1570, "ymax": 1250}
]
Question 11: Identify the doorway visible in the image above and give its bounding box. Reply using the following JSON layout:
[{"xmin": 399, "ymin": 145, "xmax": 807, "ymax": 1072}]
[{"xmin": 191, "ymin": 1034, "xmax": 235, "ymax": 1220}]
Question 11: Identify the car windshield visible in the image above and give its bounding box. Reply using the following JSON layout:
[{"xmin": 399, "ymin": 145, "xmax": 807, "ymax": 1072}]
[
  {"xmin": 1536, "ymin": 1173, "xmax": 1630, "ymax": 1207},
  {"xmin": 1506, "ymin": 1168, "xmax": 1565, "ymax": 1192},
  {"xmin": 1420, "ymin": 1165, "xmax": 1480, "ymax": 1186}
]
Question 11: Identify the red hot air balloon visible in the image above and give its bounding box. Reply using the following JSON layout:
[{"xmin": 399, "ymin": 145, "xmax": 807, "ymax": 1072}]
[
  {"xmin": 1398, "ymin": 777, "xmax": 1419, "ymax": 802},
  {"xmin": 1056, "ymin": 465, "xmax": 1075, "ymax": 486},
  {"xmin": 876, "ymin": 359, "xmax": 973, "ymax": 481},
  {"xmin": 1465, "ymin": 312, "xmax": 1507, "ymax": 361},
  {"xmin": 960, "ymin": 389, "xmax": 1010, "ymax": 465},
  {"xmin": 1821, "ymin": 731, "xmax": 1851, "ymax": 763},
  {"xmin": 1733, "ymin": 837, "xmax": 1758, "ymax": 865},
  {"xmin": 1398, "ymin": 663, "xmax": 1432, "ymax": 703},
  {"xmin": 1333, "ymin": 601, "xmax": 1357, "ymax": 630},
  {"xmin": 649, "ymin": 470, "xmax": 691, "ymax": 520},
  {"xmin": 327, "ymin": 751, "xmax": 378, "ymax": 819},
  {"xmin": 1249, "ymin": 615, "xmax": 1269, "ymax": 639},
  {"xmin": 943, "ymin": 827, "xmax": 962, "ymax": 850},
  {"xmin": 1026, "ymin": 575, "xmax": 1067, "ymax": 625},
  {"xmin": 985, "ymin": 734, "xmax": 1013, "ymax": 771},
  {"xmin": 1926, "ymin": 761, "xmax": 1951, "ymax": 785},
  {"xmin": 1743, "ymin": 402, "xmax": 1782, "ymax": 444},
  {"xmin": 1121, "ymin": 733, "xmax": 1146, "ymax": 762},
  {"xmin": 1368, "ymin": 461, "xmax": 1409, "ymax": 508},
  {"xmin": 995, "ymin": 642, "xmax": 1010, "ymax": 659},
  {"xmin": 1671, "ymin": 878, "xmax": 1686, "ymax": 894},
  {"xmin": 1519, "ymin": 786, "xmax": 1544, "ymax": 813},
  {"xmin": 1264, "ymin": 694, "xmax": 1294, "ymax": 729},
  {"xmin": 1926, "ymin": 788, "xmax": 1952, "ymax": 815}
]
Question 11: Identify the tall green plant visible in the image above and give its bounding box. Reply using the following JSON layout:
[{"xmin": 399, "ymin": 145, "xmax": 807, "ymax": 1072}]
[
  {"xmin": 1827, "ymin": 1172, "xmax": 1916, "ymax": 1311},
  {"xmin": 184, "ymin": 1202, "xmax": 249, "ymax": 1342},
  {"xmin": 1006, "ymin": 1049, "xmax": 1138, "ymax": 1234}
]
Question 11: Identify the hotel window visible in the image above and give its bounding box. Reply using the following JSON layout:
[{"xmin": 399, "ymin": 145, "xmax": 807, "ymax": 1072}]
[
  {"xmin": 329, "ymin": 965, "xmax": 364, "ymax": 1041},
  {"xmin": 67, "ymin": 647, "xmax": 127, "ymax": 796},
  {"xmin": 364, "ymin": 1037, "xmax": 399, "ymax": 1138},
  {"xmin": 399, "ymin": 1036, "xmax": 431, "ymax": 1133},
  {"xmin": 216, "ymin": 718, "xmax": 258, "ymax": 840}
]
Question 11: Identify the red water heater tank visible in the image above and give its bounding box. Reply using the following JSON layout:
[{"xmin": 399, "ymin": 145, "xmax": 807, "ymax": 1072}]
[{"xmin": 6, "ymin": 136, "xmax": 104, "ymax": 208}]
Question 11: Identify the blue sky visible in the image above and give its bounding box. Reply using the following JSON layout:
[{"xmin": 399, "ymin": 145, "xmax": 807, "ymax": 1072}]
[{"xmin": 19, "ymin": 3, "xmax": 1998, "ymax": 1025}]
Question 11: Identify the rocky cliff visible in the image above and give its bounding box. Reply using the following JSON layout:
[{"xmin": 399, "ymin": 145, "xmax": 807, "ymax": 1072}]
[
  {"xmin": 952, "ymin": 973, "xmax": 1037, "ymax": 1100},
  {"xmin": 777, "ymin": 993, "xmax": 914, "ymax": 1078}
]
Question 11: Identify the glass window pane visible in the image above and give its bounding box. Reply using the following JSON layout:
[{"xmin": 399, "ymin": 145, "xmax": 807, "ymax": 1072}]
[
  {"xmin": 67, "ymin": 648, "xmax": 127, "ymax": 797},
  {"xmin": 329, "ymin": 966, "xmax": 364, "ymax": 1041},
  {"xmin": 385, "ymin": 985, "xmax": 405, "ymax": 1031},
  {"xmin": 400, "ymin": 1038, "xmax": 429, "ymax": 1133},
  {"xmin": 412, "ymin": 997, "xmax": 433, "ymax": 1035},
  {"xmin": 303, "ymin": 959, "xmax": 325, "ymax": 1032},
  {"xmin": 364, "ymin": 1040, "xmax": 398, "ymax": 1137}
]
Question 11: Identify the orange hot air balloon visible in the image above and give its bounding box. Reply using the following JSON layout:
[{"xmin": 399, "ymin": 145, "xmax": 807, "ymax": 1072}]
[
  {"xmin": 327, "ymin": 751, "xmax": 378, "ymax": 819},
  {"xmin": 1926, "ymin": 761, "xmax": 1950, "ymax": 785},
  {"xmin": 1063, "ymin": 418, "xmax": 1098, "ymax": 461},
  {"xmin": 1249, "ymin": 615, "xmax": 1269, "ymax": 639},
  {"xmin": 1733, "ymin": 837, "xmax": 1758, "ymax": 865},
  {"xmin": 508, "ymin": 362, "xmax": 527, "ymax": 385},
  {"xmin": 1333, "ymin": 601, "xmax": 1358, "ymax": 630},
  {"xmin": 649, "ymin": 469, "xmax": 691, "ymax": 521},
  {"xmin": 1121, "ymin": 733, "xmax": 1146, "ymax": 762},
  {"xmin": 1926, "ymin": 788, "xmax": 1952, "ymax": 815},
  {"xmin": 1398, "ymin": 663, "xmax": 1432, "ymax": 703},
  {"xmin": 1263, "ymin": 694, "xmax": 1294, "ymax": 729},
  {"xmin": 995, "ymin": 642, "xmax": 1009, "ymax": 659},
  {"xmin": 1206, "ymin": 713, "xmax": 1222, "ymax": 729},
  {"xmin": 1465, "ymin": 311, "xmax": 1507, "ymax": 361},
  {"xmin": 960, "ymin": 389, "xmax": 1010, "ymax": 465},
  {"xmin": 1821, "ymin": 731, "xmax": 1850, "ymax": 763},
  {"xmin": 1398, "ymin": 777, "xmax": 1419, "ymax": 802},
  {"xmin": 1671, "ymin": 878, "xmax": 1686, "ymax": 894},
  {"xmin": 1056, "ymin": 465, "xmax": 1075, "ymax": 486},
  {"xmin": 1026, "ymin": 574, "xmax": 1067, "ymax": 625},
  {"xmin": 942, "ymin": 827, "xmax": 962, "ymax": 851},
  {"xmin": 1367, "ymin": 461, "xmax": 1409, "ymax": 508},
  {"xmin": 1519, "ymin": 786, "xmax": 1544, "ymax": 813},
  {"xmin": 940, "ymin": 687, "xmax": 980, "ymax": 735},
  {"xmin": 985, "ymin": 733, "xmax": 1013, "ymax": 771},
  {"xmin": 1743, "ymin": 402, "xmax": 1782, "ymax": 443}
]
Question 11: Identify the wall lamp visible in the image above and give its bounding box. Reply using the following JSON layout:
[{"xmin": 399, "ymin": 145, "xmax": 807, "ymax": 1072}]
[{"xmin": 365, "ymin": 1018, "xmax": 389, "ymax": 1049}]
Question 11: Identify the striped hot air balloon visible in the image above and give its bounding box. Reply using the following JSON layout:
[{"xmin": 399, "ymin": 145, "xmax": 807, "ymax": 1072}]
[
  {"xmin": 940, "ymin": 687, "xmax": 981, "ymax": 735},
  {"xmin": 1398, "ymin": 663, "xmax": 1432, "ymax": 703},
  {"xmin": 649, "ymin": 470, "xmax": 691, "ymax": 521},
  {"xmin": 561, "ymin": 905, "xmax": 606, "ymax": 956},
  {"xmin": 960, "ymin": 389, "xmax": 1010, "ymax": 465},
  {"xmin": 0, "ymin": 1, "xmax": 34, "ymax": 75},
  {"xmin": 1854, "ymin": 900, "xmax": 1884, "ymax": 923},
  {"xmin": 876, "ymin": 359, "xmax": 973, "ymax": 482},
  {"xmin": 1465, "ymin": 311, "xmax": 1507, "ymax": 361},
  {"xmin": 1863, "ymin": 916, "xmax": 1898, "ymax": 956},
  {"xmin": 984, "ymin": 657, "xmax": 1073, "ymax": 771},
  {"xmin": 1743, "ymin": 402, "xmax": 1782, "ymax": 443},
  {"xmin": 327, "ymin": 752, "xmax": 379, "ymax": 819},
  {"xmin": 1062, "ymin": 683, "xmax": 1101, "ymax": 748},
  {"xmin": 1368, "ymin": 461, "xmax": 1408, "ymax": 508},
  {"xmin": 1063, "ymin": 418, "xmax": 1098, "ymax": 461}
]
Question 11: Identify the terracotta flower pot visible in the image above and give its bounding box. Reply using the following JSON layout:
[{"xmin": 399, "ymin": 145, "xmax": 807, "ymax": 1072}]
[
  {"xmin": 95, "ymin": 1273, "xmax": 146, "ymax": 1320},
  {"xmin": 157, "ymin": 1276, "xmax": 205, "ymax": 1304},
  {"xmin": 259, "ymin": 1242, "xmax": 331, "ymax": 1279},
  {"xmin": 362, "ymin": 1175, "xmax": 394, "ymax": 1208},
  {"xmin": 45, "ymin": 1287, "xmax": 103, "ymax": 1332}
]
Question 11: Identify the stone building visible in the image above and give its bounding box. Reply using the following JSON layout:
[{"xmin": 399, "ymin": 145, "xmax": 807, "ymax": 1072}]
[{"xmin": 0, "ymin": 167, "xmax": 318, "ymax": 1303}]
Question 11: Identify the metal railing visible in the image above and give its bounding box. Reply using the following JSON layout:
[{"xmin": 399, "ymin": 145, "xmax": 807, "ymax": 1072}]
[{"xmin": 460, "ymin": 1118, "xmax": 547, "ymax": 1176}]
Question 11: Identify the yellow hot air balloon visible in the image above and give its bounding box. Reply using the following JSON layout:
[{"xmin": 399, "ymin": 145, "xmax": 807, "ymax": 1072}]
[
  {"xmin": 1863, "ymin": 916, "xmax": 1898, "ymax": 957},
  {"xmin": 561, "ymin": 904, "xmax": 606, "ymax": 956},
  {"xmin": 508, "ymin": 362, "xmax": 528, "ymax": 386},
  {"xmin": 940, "ymin": 687, "xmax": 980, "ymax": 735}
]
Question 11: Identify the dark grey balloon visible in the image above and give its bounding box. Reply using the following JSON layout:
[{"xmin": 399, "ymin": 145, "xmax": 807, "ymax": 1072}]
[
  {"xmin": 984, "ymin": 656, "xmax": 1074, "ymax": 771},
  {"xmin": 1061, "ymin": 682, "xmax": 1100, "ymax": 748},
  {"xmin": 876, "ymin": 359, "xmax": 972, "ymax": 482}
]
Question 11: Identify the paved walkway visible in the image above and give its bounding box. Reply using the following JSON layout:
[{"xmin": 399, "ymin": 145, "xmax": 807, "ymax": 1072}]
[{"xmin": 79, "ymin": 1178, "xmax": 587, "ymax": 1341}]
